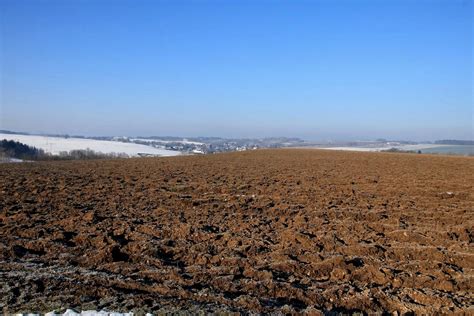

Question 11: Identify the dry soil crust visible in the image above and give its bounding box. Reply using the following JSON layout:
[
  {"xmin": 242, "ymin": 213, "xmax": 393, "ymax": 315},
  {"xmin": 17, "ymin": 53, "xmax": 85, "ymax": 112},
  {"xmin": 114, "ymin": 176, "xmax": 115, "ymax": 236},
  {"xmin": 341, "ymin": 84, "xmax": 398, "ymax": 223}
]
[{"xmin": 1, "ymin": 149, "xmax": 473, "ymax": 314}]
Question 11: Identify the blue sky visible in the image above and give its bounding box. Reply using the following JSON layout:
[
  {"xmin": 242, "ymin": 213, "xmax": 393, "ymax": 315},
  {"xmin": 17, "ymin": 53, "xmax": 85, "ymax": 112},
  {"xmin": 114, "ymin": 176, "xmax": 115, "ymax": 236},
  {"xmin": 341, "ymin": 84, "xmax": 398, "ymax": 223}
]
[{"xmin": 0, "ymin": 0, "xmax": 472, "ymax": 141}]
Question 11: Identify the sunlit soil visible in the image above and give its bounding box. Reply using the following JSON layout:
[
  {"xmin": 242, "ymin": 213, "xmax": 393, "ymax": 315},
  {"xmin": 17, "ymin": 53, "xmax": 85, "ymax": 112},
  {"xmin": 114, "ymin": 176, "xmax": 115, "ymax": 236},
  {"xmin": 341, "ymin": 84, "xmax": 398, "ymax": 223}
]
[{"xmin": 1, "ymin": 149, "xmax": 473, "ymax": 314}]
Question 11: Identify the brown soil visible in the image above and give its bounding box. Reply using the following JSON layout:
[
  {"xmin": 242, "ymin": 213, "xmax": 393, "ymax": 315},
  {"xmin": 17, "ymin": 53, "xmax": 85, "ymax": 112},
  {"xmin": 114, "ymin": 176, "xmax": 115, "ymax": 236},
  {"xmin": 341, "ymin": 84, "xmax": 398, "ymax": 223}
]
[{"xmin": 1, "ymin": 149, "xmax": 473, "ymax": 314}]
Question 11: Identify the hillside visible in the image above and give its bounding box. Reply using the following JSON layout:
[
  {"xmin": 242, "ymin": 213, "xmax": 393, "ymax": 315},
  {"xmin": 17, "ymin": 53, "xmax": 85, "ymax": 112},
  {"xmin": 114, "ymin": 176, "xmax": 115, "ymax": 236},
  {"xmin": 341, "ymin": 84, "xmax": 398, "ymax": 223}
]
[
  {"xmin": 0, "ymin": 150, "xmax": 473, "ymax": 314},
  {"xmin": 0, "ymin": 133, "xmax": 181, "ymax": 157}
]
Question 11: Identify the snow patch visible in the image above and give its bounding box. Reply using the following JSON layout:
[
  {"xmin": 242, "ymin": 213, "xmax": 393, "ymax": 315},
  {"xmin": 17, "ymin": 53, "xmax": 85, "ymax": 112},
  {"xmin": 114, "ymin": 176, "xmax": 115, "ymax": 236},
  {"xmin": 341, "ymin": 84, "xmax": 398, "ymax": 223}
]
[{"xmin": 0, "ymin": 157, "xmax": 24, "ymax": 163}]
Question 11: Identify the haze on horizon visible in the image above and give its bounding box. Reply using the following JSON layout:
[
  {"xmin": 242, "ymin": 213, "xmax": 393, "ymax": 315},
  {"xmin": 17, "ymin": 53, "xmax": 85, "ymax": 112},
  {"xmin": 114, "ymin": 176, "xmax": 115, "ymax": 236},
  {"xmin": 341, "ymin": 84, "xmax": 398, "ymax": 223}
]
[{"xmin": 0, "ymin": 0, "xmax": 472, "ymax": 142}]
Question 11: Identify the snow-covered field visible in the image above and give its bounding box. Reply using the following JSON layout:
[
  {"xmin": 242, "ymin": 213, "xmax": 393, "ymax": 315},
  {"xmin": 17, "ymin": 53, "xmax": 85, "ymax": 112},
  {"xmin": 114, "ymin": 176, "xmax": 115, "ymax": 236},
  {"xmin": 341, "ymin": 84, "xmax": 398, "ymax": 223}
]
[
  {"xmin": 0, "ymin": 133, "xmax": 182, "ymax": 157},
  {"xmin": 318, "ymin": 144, "xmax": 451, "ymax": 152}
]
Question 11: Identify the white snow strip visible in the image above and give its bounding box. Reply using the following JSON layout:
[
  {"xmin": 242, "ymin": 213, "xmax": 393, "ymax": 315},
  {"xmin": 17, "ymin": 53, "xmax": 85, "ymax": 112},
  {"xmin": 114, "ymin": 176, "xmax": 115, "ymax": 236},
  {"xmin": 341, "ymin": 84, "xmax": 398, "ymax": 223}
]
[
  {"xmin": 0, "ymin": 157, "xmax": 24, "ymax": 163},
  {"xmin": 0, "ymin": 134, "xmax": 182, "ymax": 157},
  {"xmin": 317, "ymin": 144, "xmax": 452, "ymax": 152},
  {"xmin": 318, "ymin": 147, "xmax": 383, "ymax": 152}
]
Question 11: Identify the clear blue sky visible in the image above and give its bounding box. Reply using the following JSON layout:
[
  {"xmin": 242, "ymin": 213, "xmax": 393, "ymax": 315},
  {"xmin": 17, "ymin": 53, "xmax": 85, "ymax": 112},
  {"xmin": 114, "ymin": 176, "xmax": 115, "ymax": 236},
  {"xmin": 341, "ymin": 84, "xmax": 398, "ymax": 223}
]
[{"xmin": 1, "ymin": 0, "xmax": 472, "ymax": 141}]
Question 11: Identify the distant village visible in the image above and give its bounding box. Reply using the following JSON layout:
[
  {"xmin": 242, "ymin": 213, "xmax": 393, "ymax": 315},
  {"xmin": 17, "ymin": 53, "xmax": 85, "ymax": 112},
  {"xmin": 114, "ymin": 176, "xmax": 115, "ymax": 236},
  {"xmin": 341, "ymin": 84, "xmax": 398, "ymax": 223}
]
[{"xmin": 110, "ymin": 136, "xmax": 306, "ymax": 154}]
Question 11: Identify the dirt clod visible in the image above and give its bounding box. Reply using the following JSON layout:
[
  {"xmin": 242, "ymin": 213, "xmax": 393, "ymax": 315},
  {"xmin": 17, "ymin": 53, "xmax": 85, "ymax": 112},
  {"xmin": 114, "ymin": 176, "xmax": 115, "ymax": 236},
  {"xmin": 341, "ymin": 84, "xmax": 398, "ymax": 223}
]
[{"xmin": 0, "ymin": 149, "xmax": 473, "ymax": 314}]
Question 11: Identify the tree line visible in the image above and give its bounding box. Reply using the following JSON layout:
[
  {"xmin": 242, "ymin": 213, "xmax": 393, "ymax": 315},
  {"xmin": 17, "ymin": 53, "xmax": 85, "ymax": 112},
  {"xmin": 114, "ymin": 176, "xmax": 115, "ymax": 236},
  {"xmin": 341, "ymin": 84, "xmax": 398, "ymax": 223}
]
[{"xmin": 0, "ymin": 139, "xmax": 129, "ymax": 161}]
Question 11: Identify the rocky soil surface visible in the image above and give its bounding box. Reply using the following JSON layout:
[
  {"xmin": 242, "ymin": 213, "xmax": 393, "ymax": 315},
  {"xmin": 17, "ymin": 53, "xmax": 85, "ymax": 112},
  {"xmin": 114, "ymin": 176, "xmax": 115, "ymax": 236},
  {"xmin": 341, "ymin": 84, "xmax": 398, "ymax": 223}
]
[{"xmin": 1, "ymin": 149, "xmax": 473, "ymax": 314}]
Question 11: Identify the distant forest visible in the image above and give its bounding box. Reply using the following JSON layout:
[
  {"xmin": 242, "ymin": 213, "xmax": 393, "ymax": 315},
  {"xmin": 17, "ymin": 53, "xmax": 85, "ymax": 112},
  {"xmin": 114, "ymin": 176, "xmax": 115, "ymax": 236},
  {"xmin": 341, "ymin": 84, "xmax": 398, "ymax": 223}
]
[
  {"xmin": 0, "ymin": 139, "xmax": 46, "ymax": 160},
  {"xmin": 0, "ymin": 139, "xmax": 128, "ymax": 161}
]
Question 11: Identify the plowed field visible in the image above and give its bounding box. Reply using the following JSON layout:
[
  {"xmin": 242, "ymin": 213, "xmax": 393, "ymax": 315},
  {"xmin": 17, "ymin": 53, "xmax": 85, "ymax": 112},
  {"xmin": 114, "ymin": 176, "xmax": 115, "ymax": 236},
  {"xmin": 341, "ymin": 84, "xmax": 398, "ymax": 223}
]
[{"xmin": 1, "ymin": 150, "xmax": 473, "ymax": 314}]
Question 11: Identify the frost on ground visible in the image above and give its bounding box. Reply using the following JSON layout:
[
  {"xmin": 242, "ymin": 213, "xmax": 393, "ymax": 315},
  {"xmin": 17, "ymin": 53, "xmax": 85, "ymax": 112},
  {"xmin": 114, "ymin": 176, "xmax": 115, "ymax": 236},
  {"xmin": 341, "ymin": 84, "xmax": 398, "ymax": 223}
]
[
  {"xmin": 16, "ymin": 310, "xmax": 144, "ymax": 316},
  {"xmin": 0, "ymin": 134, "xmax": 181, "ymax": 157}
]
